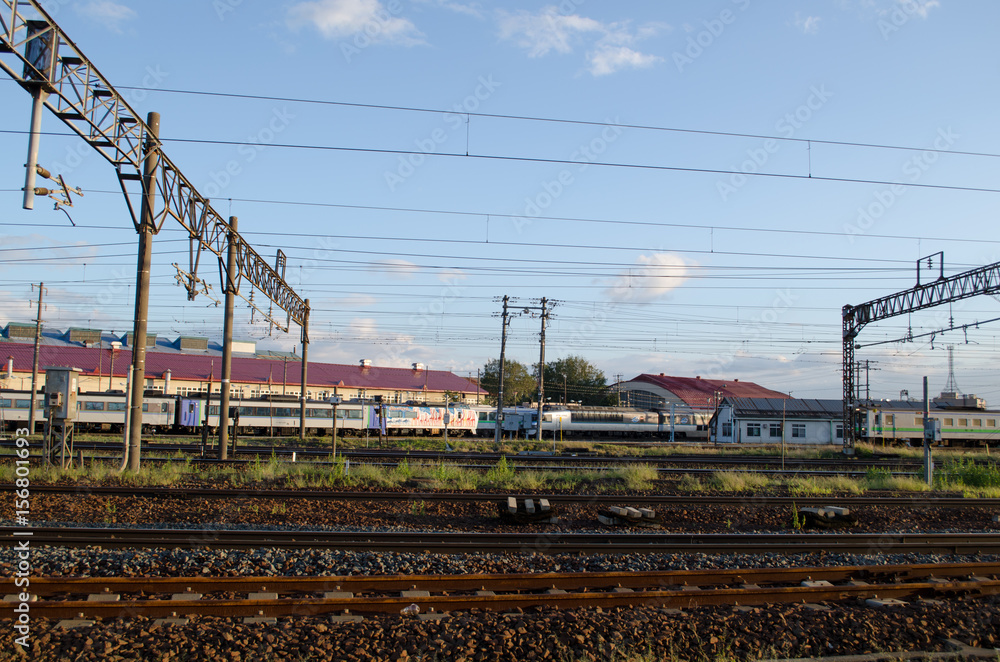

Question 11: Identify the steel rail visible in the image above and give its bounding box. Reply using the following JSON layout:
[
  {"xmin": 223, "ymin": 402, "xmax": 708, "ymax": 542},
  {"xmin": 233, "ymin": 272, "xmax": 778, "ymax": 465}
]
[
  {"xmin": 8, "ymin": 484, "xmax": 999, "ymax": 508},
  {"xmin": 4, "ymin": 578, "xmax": 999, "ymax": 620},
  {"xmin": 6, "ymin": 441, "xmax": 923, "ymax": 467},
  {"xmin": 11, "ymin": 561, "xmax": 1000, "ymax": 597},
  {"xmin": 9, "ymin": 527, "xmax": 1000, "ymax": 554}
]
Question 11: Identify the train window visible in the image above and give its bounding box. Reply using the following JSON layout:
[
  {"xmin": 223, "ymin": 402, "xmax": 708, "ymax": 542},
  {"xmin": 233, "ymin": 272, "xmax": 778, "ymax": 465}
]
[
  {"xmin": 108, "ymin": 402, "xmax": 127, "ymax": 411},
  {"xmin": 274, "ymin": 408, "xmax": 293, "ymax": 417},
  {"xmin": 84, "ymin": 401, "xmax": 106, "ymax": 411},
  {"xmin": 792, "ymin": 424, "xmax": 806, "ymax": 438},
  {"xmin": 885, "ymin": 415, "xmax": 894, "ymax": 425},
  {"xmin": 0, "ymin": 399, "xmax": 10, "ymax": 408},
  {"xmin": 768, "ymin": 423, "xmax": 781, "ymax": 437},
  {"xmin": 14, "ymin": 399, "xmax": 30, "ymax": 409},
  {"xmin": 974, "ymin": 419, "xmax": 982, "ymax": 427},
  {"xmin": 141, "ymin": 404, "xmax": 149, "ymax": 412},
  {"xmin": 959, "ymin": 418, "xmax": 968, "ymax": 427},
  {"xmin": 346, "ymin": 410, "xmax": 362, "ymax": 420},
  {"xmin": 208, "ymin": 406, "xmax": 219, "ymax": 416},
  {"xmin": 746, "ymin": 423, "xmax": 761, "ymax": 437},
  {"xmin": 989, "ymin": 419, "xmax": 997, "ymax": 427}
]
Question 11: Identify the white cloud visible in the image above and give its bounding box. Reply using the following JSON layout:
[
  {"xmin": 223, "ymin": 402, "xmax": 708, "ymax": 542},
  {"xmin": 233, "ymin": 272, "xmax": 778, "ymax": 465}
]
[
  {"xmin": 372, "ymin": 259, "xmax": 420, "ymax": 279},
  {"xmin": 73, "ymin": 1, "xmax": 136, "ymax": 32},
  {"xmin": 588, "ymin": 45, "xmax": 662, "ymax": 76},
  {"xmin": 605, "ymin": 253, "xmax": 692, "ymax": 302},
  {"xmin": 497, "ymin": 7, "xmax": 603, "ymax": 57},
  {"xmin": 287, "ymin": 0, "xmax": 423, "ymax": 45},
  {"xmin": 437, "ymin": 268, "xmax": 467, "ymax": 283},
  {"xmin": 498, "ymin": 8, "xmax": 666, "ymax": 76},
  {"xmin": 793, "ymin": 13, "xmax": 822, "ymax": 34},
  {"xmin": 414, "ymin": 0, "xmax": 485, "ymax": 20}
]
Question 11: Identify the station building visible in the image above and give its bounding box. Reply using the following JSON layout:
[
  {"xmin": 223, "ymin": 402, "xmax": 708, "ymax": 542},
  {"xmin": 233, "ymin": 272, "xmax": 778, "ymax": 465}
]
[{"xmin": 0, "ymin": 323, "xmax": 484, "ymax": 405}]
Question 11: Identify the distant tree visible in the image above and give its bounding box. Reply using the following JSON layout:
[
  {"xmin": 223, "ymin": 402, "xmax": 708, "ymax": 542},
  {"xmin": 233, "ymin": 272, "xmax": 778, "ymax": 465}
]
[
  {"xmin": 480, "ymin": 359, "xmax": 536, "ymax": 406},
  {"xmin": 542, "ymin": 355, "xmax": 613, "ymax": 406}
]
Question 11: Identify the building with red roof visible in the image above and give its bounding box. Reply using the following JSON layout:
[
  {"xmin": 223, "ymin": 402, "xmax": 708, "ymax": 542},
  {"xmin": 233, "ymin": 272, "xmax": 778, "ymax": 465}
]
[
  {"xmin": 1, "ymin": 324, "xmax": 483, "ymax": 404},
  {"xmin": 619, "ymin": 373, "xmax": 789, "ymax": 411}
]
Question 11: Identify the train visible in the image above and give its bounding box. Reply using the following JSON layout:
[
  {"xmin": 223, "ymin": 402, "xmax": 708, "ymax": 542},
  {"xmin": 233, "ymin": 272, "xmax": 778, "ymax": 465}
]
[
  {"xmin": 0, "ymin": 389, "xmax": 479, "ymax": 437},
  {"xmin": 857, "ymin": 400, "xmax": 1000, "ymax": 447},
  {"xmin": 470, "ymin": 405, "xmax": 712, "ymax": 440}
]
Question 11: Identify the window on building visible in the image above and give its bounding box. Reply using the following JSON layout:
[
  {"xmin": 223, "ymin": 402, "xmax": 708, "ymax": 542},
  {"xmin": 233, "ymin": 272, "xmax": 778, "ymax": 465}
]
[
  {"xmin": 746, "ymin": 423, "xmax": 761, "ymax": 437},
  {"xmin": 768, "ymin": 423, "xmax": 782, "ymax": 437},
  {"xmin": 835, "ymin": 424, "xmax": 843, "ymax": 439},
  {"xmin": 792, "ymin": 423, "xmax": 806, "ymax": 438},
  {"xmin": 722, "ymin": 422, "xmax": 732, "ymax": 437}
]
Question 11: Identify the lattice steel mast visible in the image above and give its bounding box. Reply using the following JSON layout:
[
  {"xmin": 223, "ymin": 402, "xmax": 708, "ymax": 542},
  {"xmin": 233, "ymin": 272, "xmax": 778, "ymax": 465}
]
[
  {"xmin": 842, "ymin": 254, "xmax": 1000, "ymax": 452},
  {"xmin": 0, "ymin": 2, "xmax": 310, "ymax": 467}
]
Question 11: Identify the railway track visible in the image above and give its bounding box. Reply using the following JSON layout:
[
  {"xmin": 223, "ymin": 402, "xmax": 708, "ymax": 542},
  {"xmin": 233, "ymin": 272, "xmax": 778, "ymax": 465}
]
[
  {"xmin": 11, "ymin": 526, "xmax": 1000, "ymax": 554},
  {"xmin": 10, "ymin": 483, "xmax": 999, "ymax": 508},
  {"xmin": 5, "ymin": 562, "xmax": 999, "ymax": 621},
  {"xmin": 3, "ymin": 440, "xmax": 925, "ymax": 468}
]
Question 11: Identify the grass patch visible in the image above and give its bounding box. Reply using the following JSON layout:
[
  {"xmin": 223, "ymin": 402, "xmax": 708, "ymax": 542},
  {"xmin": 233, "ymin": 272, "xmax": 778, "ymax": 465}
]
[
  {"xmin": 707, "ymin": 471, "xmax": 776, "ymax": 493},
  {"xmin": 787, "ymin": 475, "xmax": 863, "ymax": 496},
  {"xmin": 613, "ymin": 464, "xmax": 659, "ymax": 491}
]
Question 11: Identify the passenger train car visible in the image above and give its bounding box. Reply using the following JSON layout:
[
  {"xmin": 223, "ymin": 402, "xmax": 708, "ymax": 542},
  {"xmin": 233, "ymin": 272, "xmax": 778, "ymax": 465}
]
[
  {"xmin": 857, "ymin": 401, "xmax": 1000, "ymax": 447},
  {"xmin": 0, "ymin": 389, "xmax": 479, "ymax": 437},
  {"xmin": 471, "ymin": 405, "xmax": 712, "ymax": 440}
]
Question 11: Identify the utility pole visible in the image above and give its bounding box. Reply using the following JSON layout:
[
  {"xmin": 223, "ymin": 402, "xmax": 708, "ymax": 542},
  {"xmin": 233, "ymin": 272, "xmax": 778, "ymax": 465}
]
[
  {"xmin": 535, "ymin": 298, "xmax": 548, "ymax": 442},
  {"xmin": 219, "ymin": 217, "xmax": 238, "ymax": 460},
  {"xmin": 127, "ymin": 111, "xmax": 159, "ymax": 473},
  {"xmin": 494, "ymin": 296, "xmax": 510, "ymax": 450},
  {"xmin": 28, "ymin": 282, "xmax": 45, "ymax": 435},
  {"xmin": 299, "ymin": 300, "xmax": 309, "ymax": 441}
]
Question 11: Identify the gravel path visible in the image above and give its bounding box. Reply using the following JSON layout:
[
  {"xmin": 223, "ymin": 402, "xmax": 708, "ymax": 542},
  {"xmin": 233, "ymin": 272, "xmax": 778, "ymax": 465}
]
[{"xmin": 6, "ymin": 492, "xmax": 1000, "ymax": 534}]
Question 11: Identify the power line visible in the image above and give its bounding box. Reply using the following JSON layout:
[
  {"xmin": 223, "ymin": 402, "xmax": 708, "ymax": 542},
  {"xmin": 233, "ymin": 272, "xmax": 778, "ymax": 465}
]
[
  {"xmin": 3, "ymin": 129, "xmax": 999, "ymax": 196},
  {"xmin": 32, "ymin": 80, "xmax": 1000, "ymax": 162}
]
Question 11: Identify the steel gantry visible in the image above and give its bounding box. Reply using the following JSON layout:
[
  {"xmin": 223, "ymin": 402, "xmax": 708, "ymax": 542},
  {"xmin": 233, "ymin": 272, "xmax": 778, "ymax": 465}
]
[
  {"xmin": 842, "ymin": 256, "xmax": 1000, "ymax": 452},
  {"xmin": 0, "ymin": 2, "xmax": 311, "ymax": 467}
]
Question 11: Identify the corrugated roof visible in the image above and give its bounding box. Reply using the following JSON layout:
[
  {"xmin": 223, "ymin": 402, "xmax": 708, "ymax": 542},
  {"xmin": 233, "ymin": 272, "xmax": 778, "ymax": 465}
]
[
  {"xmin": 1, "ymin": 344, "xmax": 483, "ymax": 393},
  {"xmin": 630, "ymin": 374, "xmax": 789, "ymax": 406},
  {"xmin": 725, "ymin": 397, "xmax": 841, "ymax": 418}
]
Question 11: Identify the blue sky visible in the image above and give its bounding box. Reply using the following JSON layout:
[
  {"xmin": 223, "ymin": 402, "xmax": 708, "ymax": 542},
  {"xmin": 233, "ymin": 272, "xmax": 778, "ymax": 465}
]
[{"xmin": 2, "ymin": 0, "xmax": 999, "ymax": 401}]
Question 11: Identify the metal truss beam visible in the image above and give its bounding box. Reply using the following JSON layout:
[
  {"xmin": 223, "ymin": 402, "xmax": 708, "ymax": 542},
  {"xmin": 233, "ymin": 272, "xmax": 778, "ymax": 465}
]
[
  {"xmin": 842, "ymin": 259, "xmax": 1000, "ymax": 450},
  {"xmin": 0, "ymin": 1, "xmax": 307, "ymax": 326}
]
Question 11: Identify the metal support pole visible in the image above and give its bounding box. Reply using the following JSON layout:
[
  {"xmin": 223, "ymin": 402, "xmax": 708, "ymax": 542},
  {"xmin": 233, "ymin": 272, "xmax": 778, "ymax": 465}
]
[
  {"xmin": 22, "ymin": 87, "xmax": 47, "ymax": 210},
  {"xmin": 28, "ymin": 283, "xmax": 43, "ymax": 435},
  {"xmin": 923, "ymin": 376, "xmax": 933, "ymax": 486},
  {"xmin": 127, "ymin": 111, "xmax": 160, "ymax": 473},
  {"xmin": 494, "ymin": 296, "xmax": 509, "ymax": 450},
  {"xmin": 299, "ymin": 299, "xmax": 310, "ymax": 441},
  {"xmin": 536, "ymin": 297, "xmax": 547, "ymax": 442},
  {"xmin": 669, "ymin": 403, "xmax": 675, "ymax": 443},
  {"xmin": 219, "ymin": 217, "xmax": 238, "ymax": 460}
]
